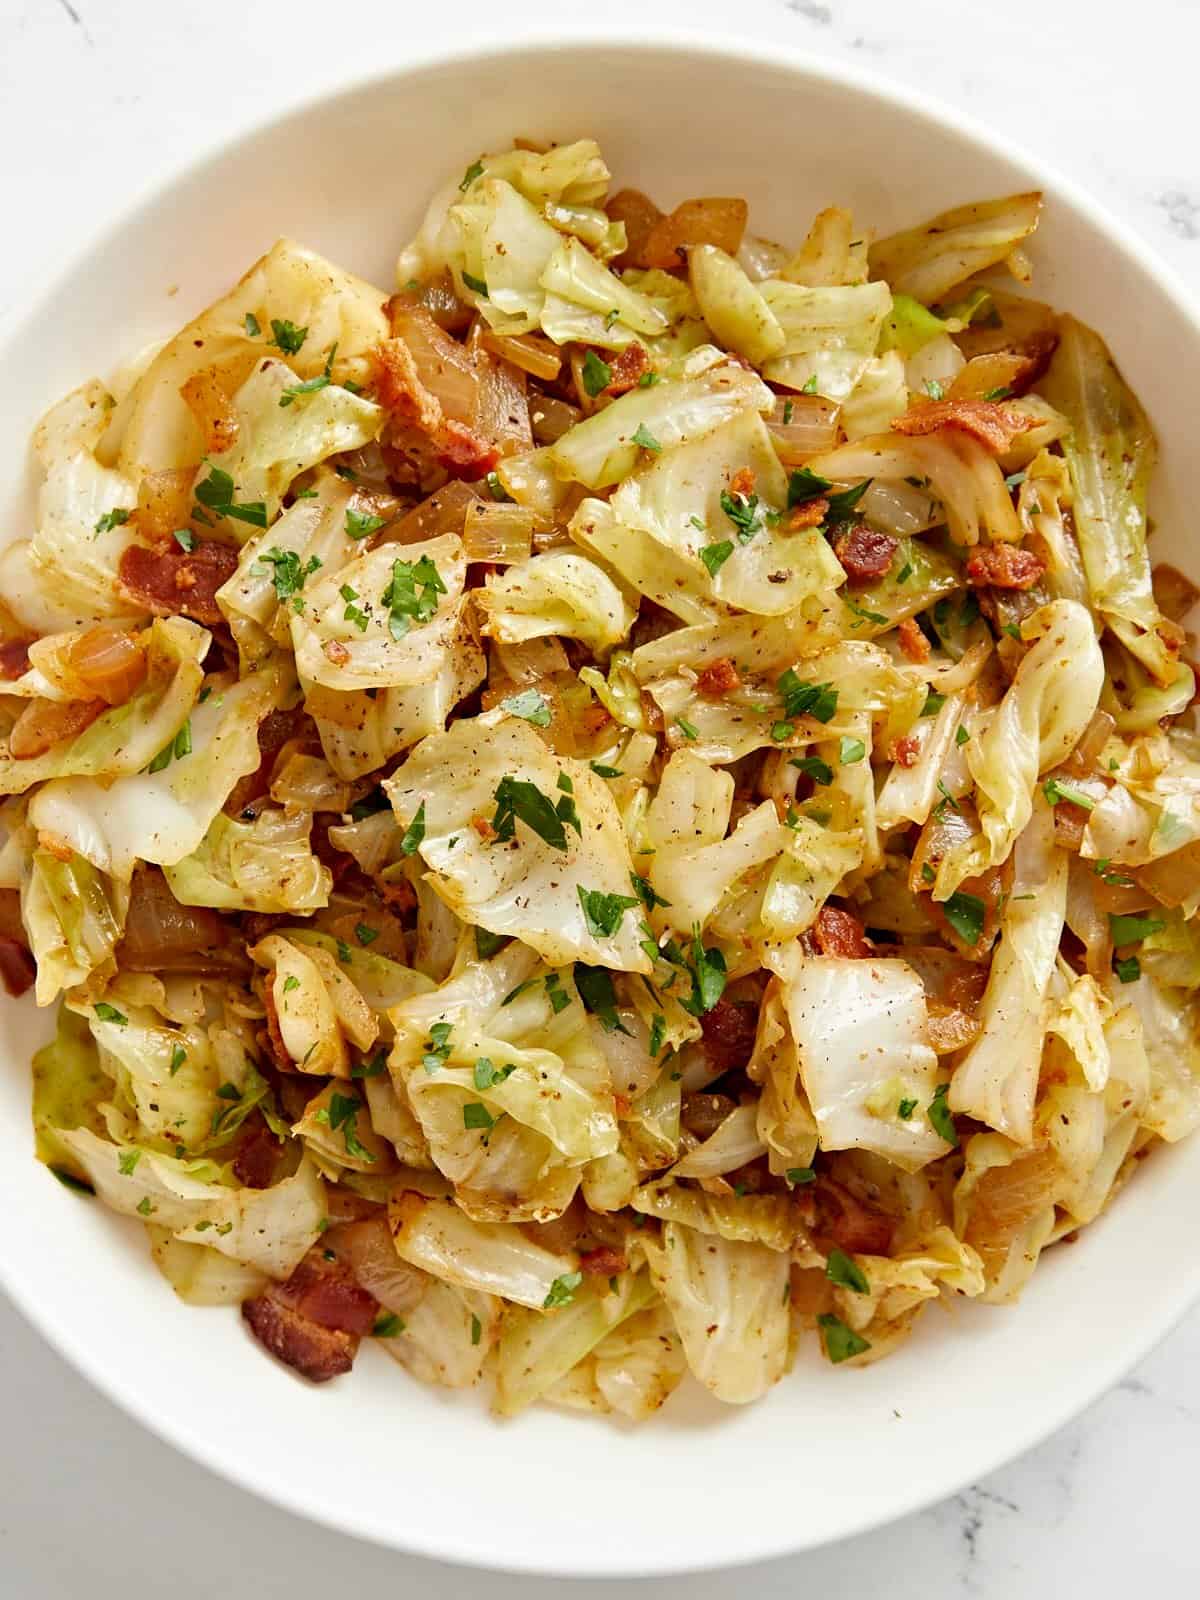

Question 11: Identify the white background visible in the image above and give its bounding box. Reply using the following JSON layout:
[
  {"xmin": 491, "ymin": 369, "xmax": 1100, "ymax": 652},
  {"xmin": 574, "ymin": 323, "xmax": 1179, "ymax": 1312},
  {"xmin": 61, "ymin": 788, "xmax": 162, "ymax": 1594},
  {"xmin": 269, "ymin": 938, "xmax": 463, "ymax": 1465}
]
[{"xmin": 1, "ymin": 0, "xmax": 1198, "ymax": 1593}]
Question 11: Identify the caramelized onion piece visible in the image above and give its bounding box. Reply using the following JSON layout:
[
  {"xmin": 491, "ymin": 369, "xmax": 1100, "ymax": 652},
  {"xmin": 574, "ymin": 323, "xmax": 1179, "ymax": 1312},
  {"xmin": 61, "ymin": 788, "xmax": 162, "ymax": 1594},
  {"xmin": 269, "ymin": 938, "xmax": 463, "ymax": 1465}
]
[{"xmin": 9, "ymin": 696, "xmax": 105, "ymax": 759}]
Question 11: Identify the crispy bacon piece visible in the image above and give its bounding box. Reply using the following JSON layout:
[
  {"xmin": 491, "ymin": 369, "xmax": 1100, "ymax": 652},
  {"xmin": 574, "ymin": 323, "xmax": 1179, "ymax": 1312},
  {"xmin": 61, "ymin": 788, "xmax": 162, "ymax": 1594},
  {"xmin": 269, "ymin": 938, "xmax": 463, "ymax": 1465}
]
[
  {"xmin": 579, "ymin": 702, "xmax": 613, "ymax": 736},
  {"xmin": 242, "ymin": 1248, "xmax": 378, "ymax": 1384},
  {"xmin": 788, "ymin": 498, "xmax": 828, "ymax": 530},
  {"xmin": 813, "ymin": 905, "xmax": 871, "ymax": 959},
  {"xmin": 697, "ymin": 656, "xmax": 741, "ymax": 696},
  {"xmin": 834, "ymin": 524, "xmax": 897, "ymax": 584},
  {"xmin": 966, "ymin": 544, "xmax": 1046, "ymax": 591},
  {"xmin": 0, "ymin": 639, "xmax": 31, "ymax": 680},
  {"xmin": 897, "ymin": 618, "xmax": 931, "ymax": 664},
  {"xmin": 224, "ymin": 705, "xmax": 316, "ymax": 818},
  {"xmin": 374, "ymin": 306, "xmax": 500, "ymax": 480},
  {"xmin": 892, "ymin": 399, "xmax": 1035, "ymax": 455},
  {"xmin": 232, "ymin": 1122, "xmax": 280, "ymax": 1189},
  {"xmin": 180, "ymin": 369, "xmax": 239, "ymax": 454},
  {"xmin": 729, "ymin": 467, "xmax": 756, "ymax": 499},
  {"xmin": 808, "ymin": 1176, "xmax": 895, "ymax": 1256},
  {"xmin": 603, "ymin": 342, "xmax": 650, "ymax": 396},
  {"xmin": 579, "ymin": 1246, "xmax": 628, "ymax": 1277},
  {"xmin": 699, "ymin": 997, "xmax": 758, "ymax": 1073},
  {"xmin": 9, "ymin": 696, "xmax": 105, "ymax": 760},
  {"xmin": 889, "ymin": 732, "xmax": 922, "ymax": 767},
  {"xmin": 118, "ymin": 539, "xmax": 238, "ymax": 626}
]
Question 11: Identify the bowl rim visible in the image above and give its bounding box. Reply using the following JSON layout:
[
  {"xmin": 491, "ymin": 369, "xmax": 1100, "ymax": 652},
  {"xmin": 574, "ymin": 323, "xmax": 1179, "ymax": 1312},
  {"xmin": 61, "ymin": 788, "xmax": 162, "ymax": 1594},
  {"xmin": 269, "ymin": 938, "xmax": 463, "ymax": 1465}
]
[{"xmin": 3, "ymin": 25, "xmax": 1199, "ymax": 1578}]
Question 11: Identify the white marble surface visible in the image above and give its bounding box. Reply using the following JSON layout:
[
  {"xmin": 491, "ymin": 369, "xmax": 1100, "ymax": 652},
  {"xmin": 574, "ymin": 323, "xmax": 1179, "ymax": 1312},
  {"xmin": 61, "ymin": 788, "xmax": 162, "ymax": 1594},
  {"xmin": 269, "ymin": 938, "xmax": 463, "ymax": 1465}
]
[{"xmin": 1, "ymin": 0, "xmax": 1198, "ymax": 1592}]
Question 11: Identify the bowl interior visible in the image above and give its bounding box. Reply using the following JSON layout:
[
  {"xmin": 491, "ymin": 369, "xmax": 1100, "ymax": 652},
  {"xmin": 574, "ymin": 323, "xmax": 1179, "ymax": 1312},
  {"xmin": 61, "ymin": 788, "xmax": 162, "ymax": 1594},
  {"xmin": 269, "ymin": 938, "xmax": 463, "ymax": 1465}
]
[{"xmin": 1, "ymin": 36, "xmax": 1197, "ymax": 1578}]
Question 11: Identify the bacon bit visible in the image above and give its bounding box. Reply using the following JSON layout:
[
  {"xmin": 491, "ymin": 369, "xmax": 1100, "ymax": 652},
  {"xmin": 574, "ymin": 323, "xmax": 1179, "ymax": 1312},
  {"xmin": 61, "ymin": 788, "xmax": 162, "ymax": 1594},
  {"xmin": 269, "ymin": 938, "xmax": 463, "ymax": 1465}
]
[
  {"xmin": 242, "ymin": 1247, "xmax": 378, "ymax": 1384},
  {"xmin": 261, "ymin": 988, "xmax": 291, "ymax": 1072},
  {"xmin": 579, "ymin": 1246, "xmax": 628, "ymax": 1276},
  {"xmin": 374, "ymin": 309, "xmax": 500, "ymax": 480},
  {"xmin": 603, "ymin": 343, "xmax": 650, "ymax": 395},
  {"xmin": 323, "ymin": 640, "xmax": 351, "ymax": 667},
  {"xmin": 965, "ymin": 544, "xmax": 1046, "ymax": 591},
  {"xmin": 729, "ymin": 467, "xmax": 757, "ymax": 499},
  {"xmin": 697, "ymin": 656, "xmax": 741, "ymax": 697},
  {"xmin": 613, "ymin": 1092, "xmax": 632, "ymax": 1118},
  {"xmin": 889, "ymin": 732, "xmax": 922, "ymax": 767},
  {"xmin": 118, "ymin": 539, "xmax": 238, "ymax": 625},
  {"xmin": 0, "ymin": 639, "xmax": 31, "ymax": 680},
  {"xmin": 180, "ymin": 369, "xmax": 239, "ymax": 454},
  {"xmin": 9, "ymin": 697, "xmax": 105, "ymax": 760},
  {"xmin": 579, "ymin": 702, "xmax": 613, "ymax": 736},
  {"xmin": 807, "ymin": 1176, "xmax": 895, "ymax": 1256},
  {"xmin": 699, "ymin": 997, "xmax": 758, "ymax": 1073},
  {"xmin": 788, "ymin": 497, "xmax": 828, "ymax": 530},
  {"xmin": 471, "ymin": 815, "xmax": 495, "ymax": 840},
  {"xmin": 814, "ymin": 904, "xmax": 872, "ymax": 959},
  {"xmin": 375, "ymin": 876, "xmax": 418, "ymax": 915},
  {"xmin": 892, "ymin": 398, "xmax": 1035, "ymax": 455},
  {"xmin": 232, "ymin": 1122, "xmax": 280, "ymax": 1189},
  {"xmin": 0, "ymin": 938, "xmax": 35, "ymax": 998},
  {"xmin": 834, "ymin": 524, "xmax": 898, "ymax": 584},
  {"xmin": 896, "ymin": 617, "xmax": 931, "ymax": 664}
]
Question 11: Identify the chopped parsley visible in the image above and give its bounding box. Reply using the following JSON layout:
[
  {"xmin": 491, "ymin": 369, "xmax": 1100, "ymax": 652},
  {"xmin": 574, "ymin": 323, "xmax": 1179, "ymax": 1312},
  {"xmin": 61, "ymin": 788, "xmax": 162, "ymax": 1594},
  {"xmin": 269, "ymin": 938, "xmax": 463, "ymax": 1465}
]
[
  {"xmin": 787, "ymin": 467, "xmax": 832, "ymax": 508},
  {"xmin": 984, "ymin": 385, "xmax": 1012, "ymax": 401},
  {"xmin": 470, "ymin": 1313, "xmax": 483, "ymax": 1346},
  {"xmin": 545, "ymin": 973, "xmax": 570, "ymax": 1014},
  {"xmin": 118, "ymin": 1149, "xmax": 141, "ymax": 1177},
  {"xmin": 473, "ymin": 1058, "xmax": 515, "ymax": 1091},
  {"xmin": 629, "ymin": 872, "xmax": 670, "ymax": 912},
  {"xmin": 818, "ymin": 1313, "xmax": 870, "ymax": 1364},
  {"xmin": 373, "ymin": 1313, "xmax": 405, "ymax": 1337},
  {"xmin": 942, "ymin": 890, "xmax": 985, "ymax": 947},
  {"xmin": 269, "ymin": 319, "xmax": 308, "ymax": 354},
  {"xmin": 463, "ymin": 1101, "xmax": 496, "ymax": 1131},
  {"xmin": 500, "ymin": 688, "xmax": 552, "ymax": 727},
  {"xmin": 700, "ymin": 539, "xmax": 734, "ymax": 577},
  {"xmin": 352, "ymin": 1052, "xmax": 387, "ymax": 1079},
  {"xmin": 925, "ymin": 379, "xmax": 944, "ymax": 401},
  {"xmin": 244, "ymin": 312, "xmax": 261, "ymax": 337},
  {"xmin": 253, "ymin": 548, "xmax": 321, "ymax": 604},
  {"xmin": 790, "ymin": 755, "xmax": 833, "ymax": 786},
  {"xmin": 399, "ymin": 801, "xmax": 426, "ymax": 856},
  {"xmin": 172, "ymin": 527, "xmax": 195, "ymax": 553},
  {"xmin": 544, "ymin": 1271, "xmax": 584, "ymax": 1310},
  {"xmin": 283, "ymin": 975, "xmax": 301, "ymax": 993},
  {"xmin": 825, "ymin": 1249, "xmax": 869, "ymax": 1295},
  {"xmin": 355, "ymin": 922, "xmax": 378, "ymax": 947},
  {"xmin": 462, "ymin": 271, "xmax": 489, "ymax": 297},
  {"xmin": 458, "ymin": 158, "xmax": 485, "ymax": 191},
  {"xmin": 475, "ymin": 927, "xmax": 507, "ymax": 959},
  {"xmin": 590, "ymin": 762, "xmax": 623, "ymax": 779},
  {"xmin": 679, "ymin": 925, "xmax": 727, "ymax": 1017},
  {"xmin": 581, "ymin": 350, "xmax": 613, "ymax": 397},
  {"xmin": 1043, "ymin": 776, "xmax": 1095, "ymax": 811},
  {"xmin": 422, "ymin": 1022, "xmax": 453, "ymax": 1074},
  {"xmin": 578, "ymin": 886, "xmax": 639, "ymax": 938},
  {"xmin": 825, "ymin": 479, "xmax": 873, "ymax": 522},
  {"xmin": 921, "ymin": 690, "xmax": 946, "ymax": 716},
  {"xmin": 801, "ymin": 374, "xmax": 819, "ymax": 395},
  {"xmin": 194, "ymin": 465, "xmax": 268, "ymax": 529},
  {"xmin": 648, "ymin": 1014, "xmax": 666, "ymax": 1056},
  {"xmin": 955, "ymin": 724, "xmax": 970, "ymax": 747},
  {"xmin": 1114, "ymin": 955, "xmax": 1141, "ymax": 983},
  {"xmin": 573, "ymin": 964, "xmax": 629, "ymax": 1034},
  {"xmin": 346, "ymin": 508, "xmax": 386, "ymax": 540},
  {"xmin": 325, "ymin": 1092, "xmax": 375, "ymax": 1161},
  {"xmin": 631, "ymin": 423, "xmax": 661, "ymax": 453},
  {"xmin": 95, "ymin": 507, "xmax": 130, "ymax": 534},
  {"xmin": 927, "ymin": 1082, "xmax": 958, "ymax": 1146},
  {"xmin": 136, "ymin": 1196, "xmax": 155, "ymax": 1217},
  {"xmin": 278, "ymin": 341, "xmax": 338, "ymax": 407},
  {"xmin": 381, "ymin": 554, "xmax": 446, "ymax": 640},
  {"xmin": 720, "ymin": 489, "xmax": 760, "ymax": 543},
  {"xmin": 897, "ymin": 1097, "xmax": 917, "ymax": 1119},
  {"xmin": 491, "ymin": 775, "xmax": 579, "ymax": 850},
  {"xmin": 674, "ymin": 717, "xmax": 699, "ymax": 741},
  {"xmin": 169, "ymin": 1044, "xmax": 187, "ymax": 1076},
  {"xmin": 93, "ymin": 1003, "xmax": 128, "ymax": 1025},
  {"xmin": 777, "ymin": 669, "xmax": 839, "ymax": 723},
  {"xmin": 843, "ymin": 598, "xmax": 889, "ymax": 628},
  {"xmin": 786, "ymin": 1166, "xmax": 817, "ymax": 1186}
]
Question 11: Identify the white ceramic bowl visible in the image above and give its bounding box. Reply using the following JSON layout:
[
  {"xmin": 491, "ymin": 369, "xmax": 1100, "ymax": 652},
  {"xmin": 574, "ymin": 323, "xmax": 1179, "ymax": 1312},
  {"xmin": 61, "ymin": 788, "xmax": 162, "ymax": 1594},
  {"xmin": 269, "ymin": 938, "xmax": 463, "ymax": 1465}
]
[{"xmin": 1, "ymin": 31, "xmax": 1198, "ymax": 1580}]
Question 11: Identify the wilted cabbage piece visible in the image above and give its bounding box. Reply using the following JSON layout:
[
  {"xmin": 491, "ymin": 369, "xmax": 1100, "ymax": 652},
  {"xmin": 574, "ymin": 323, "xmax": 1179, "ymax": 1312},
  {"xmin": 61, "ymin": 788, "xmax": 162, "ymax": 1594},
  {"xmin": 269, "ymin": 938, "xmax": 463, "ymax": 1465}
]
[
  {"xmin": 384, "ymin": 716, "xmax": 651, "ymax": 971},
  {"xmin": 0, "ymin": 383, "xmax": 143, "ymax": 632}
]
